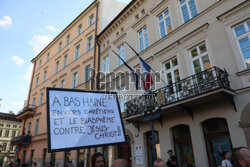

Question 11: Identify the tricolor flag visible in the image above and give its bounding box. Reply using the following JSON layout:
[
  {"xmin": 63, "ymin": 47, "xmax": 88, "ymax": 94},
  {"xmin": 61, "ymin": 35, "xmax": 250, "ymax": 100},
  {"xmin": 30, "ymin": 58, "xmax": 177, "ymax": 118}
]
[
  {"xmin": 112, "ymin": 50, "xmax": 139, "ymax": 90},
  {"xmin": 125, "ymin": 42, "xmax": 153, "ymax": 91},
  {"xmin": 139, "ymin": 57, "xmax": 153, "ymax": 91}
]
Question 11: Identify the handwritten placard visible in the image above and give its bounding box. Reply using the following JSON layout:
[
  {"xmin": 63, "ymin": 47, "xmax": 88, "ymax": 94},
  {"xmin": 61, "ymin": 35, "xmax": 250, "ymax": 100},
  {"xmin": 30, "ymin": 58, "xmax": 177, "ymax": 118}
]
[{"xmin": 47, "ymin": 88, "xmax": 126, "ymax": 152}]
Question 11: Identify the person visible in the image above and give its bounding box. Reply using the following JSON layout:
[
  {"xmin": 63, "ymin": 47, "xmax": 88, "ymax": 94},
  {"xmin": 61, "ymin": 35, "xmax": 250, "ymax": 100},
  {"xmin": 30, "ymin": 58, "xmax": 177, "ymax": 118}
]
[
  {"xmin": 68, "ymin": 161, "xmax": 73, "ymax": 167},
  {"xmin": 32, "ymin": 162, "xmax": 37, "ymax": 167},
  {"xmin": 91, "ymin": 152, "xmax": 105, "ymax": 167},
  {"xmin": 166, "ymin": 150, "xmax": 176, "ymax": 167},
  {"xmin": 221, "ymin": 151, "xmax": 233, "ymax": 167},
  {"xmin": 111, "ymin": 159, "xmax": 128, "ymax": 167},
  {"xmin": 154, "ymin": 158, "xmax": 165, "ymax": 167},
  {"xmin": 232, "ymin": 147, "xmax": 250, "ymax": 167}
]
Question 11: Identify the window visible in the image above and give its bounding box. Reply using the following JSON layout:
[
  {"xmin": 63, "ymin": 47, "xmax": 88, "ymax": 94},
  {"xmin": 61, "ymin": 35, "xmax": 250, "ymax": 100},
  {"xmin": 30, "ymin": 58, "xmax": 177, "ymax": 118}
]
[
  {"xmin": 71, "ymin": 72, "xmax": 78, "ymax": 88},
  {"xmin": 32, "ymin": 97, "xmax": 36, "ymax": 106},
  {"xmin": 0, "ymin": 129, "xmax": 2, "ymax": 137},
  {"xmin": 164, "ymin": 57, "xmax": 180, "ymax": 94},
  {"xmin": 55, "ymin": 60, "xmax": 59, "ymax": 74},
  {"xmin": 13, "ymin": 125, "xmax": 17, "ymax": 128},
  {"xmin": 5, "ymin": 129, "xmax": 9, "ymax": 137},
  {"xmin": 63, "ymin": 54, "xmax": 68, "ymax": 68},
  {"xmin": 179, "ymin": 0, "xmax": 198, "ymax": 23},
  {"xmin": 6, "ymin": 124, "xmax": 10, "ymax": 127},
  {"xmin": 86, "ymin": 36, "xmax": 93, "ymax": 52},
  {"xmin": 2, "ymin": 143, "xmax": 7, "ymax": 151},
  {"xmin": 39, "ymin": 92, "xmax": 44, "ymax": 105},
  {"xmin": 190, "ymin": 43, "xmax": 210, "ymax": 74},
  {"xmin": 35, "ymin": 76, "xmax": 39, "ymax": 88},
  {"xmin": 118, "ymin": 44, "xmax": 125, "ymax": 66},
  {"xmin": 85, "ymin": 65, "xmax": 91, "ymax": 82},
  {"xmin": 77, "ymin": 24, "xmax": 82, "ymax": 36},
  {"xmin": 202, "ymin": 118, "xmax": 233, "ymax": 167},
  {"xmin": 233, "ymin": 21, "xmax": 250, "ymax": 68},
  {"xmin": 89, "ymin": 14, "xmax": 94, "ymax": 26},
  {"xmin": 0, "ymin": 124, "xmax": 3, "ymax": 127},
  {"xmin": 34, "ymin": 119, "xmax": 39, "ymax": 135},
  {"xmin": 38, "ymin": 60, "xmax": 42, "ymax": 69},
  {"xmin": 12, "ymin": 130, "xmax": 16, "ymax": 137},
  {"xmin": 27, "ymin": 122, "xmax": 31, "ymax": 134},
  {"xmin": 58, "ymin": 42, "xmax": 62, "ymax": 52},
  {"xmin": 42, "ymin": 148, "xmax": 47, "ymax": 166},
  {"xmin": 30, "ymin": 150, "xmax": 34, "ymax": 166},
  {"xmin": 104, "ymin": 56, "xmax": 110, "ymax": 73},
  {"xmin": 46, "ymin": 53, "xmax": 50, "ymax": 63},
  {"xmin": 138, "ymin": 27, "xmax": 149, "ymax": 52},
  {"xmin": 172, "ymin": 125, "xmax": 195, "ymax": 166},
  {"xmin": 43, "ymin": 70, "xmax": 47, "ymax": 82},
  {"xmin": 66, "ymin": 34, "xmax": 70, "ymax": 46},
  {"xmin": 75, "ymin": 45, "xmax": 81, "ymax": 60},
  {"xmin": 158, "ymin": 10, "xmax": 172, "ymax": 38},
  {"xmin": 60, "ymin": 79, "xmax": 65, "ymax": 88}
]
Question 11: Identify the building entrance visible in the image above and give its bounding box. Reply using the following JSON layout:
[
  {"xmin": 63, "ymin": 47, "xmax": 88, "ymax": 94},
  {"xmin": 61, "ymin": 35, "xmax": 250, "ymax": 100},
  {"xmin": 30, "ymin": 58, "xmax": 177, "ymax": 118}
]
[
  {"xmin": 118, "ymin": 135, "xmax": 132, "ymax": 167},
  {"xmin": 202, "ymin": 118, "xmax": 233, "ymax": 167}
]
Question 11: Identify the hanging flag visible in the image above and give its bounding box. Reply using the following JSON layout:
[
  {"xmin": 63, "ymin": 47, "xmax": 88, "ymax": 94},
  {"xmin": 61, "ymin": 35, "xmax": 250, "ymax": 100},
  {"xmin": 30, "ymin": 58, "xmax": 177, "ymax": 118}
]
[
  {"xmin": 112, "ymin": 50, "xmax": 139, "ymax": 90},
  {"xmin": 125, "ymin": 42, "xmax": 153, "ymax": 91},
  {"xmin": 139, "ymin": 57, "xmax": 153, "ymax": 91}
]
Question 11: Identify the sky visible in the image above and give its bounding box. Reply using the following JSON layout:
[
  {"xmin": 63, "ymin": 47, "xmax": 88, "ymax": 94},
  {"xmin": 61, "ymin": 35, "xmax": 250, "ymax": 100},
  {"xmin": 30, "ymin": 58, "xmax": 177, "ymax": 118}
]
[{"xmin": 0, "ymin": 0, "xmax": 131, "ymax": 114}]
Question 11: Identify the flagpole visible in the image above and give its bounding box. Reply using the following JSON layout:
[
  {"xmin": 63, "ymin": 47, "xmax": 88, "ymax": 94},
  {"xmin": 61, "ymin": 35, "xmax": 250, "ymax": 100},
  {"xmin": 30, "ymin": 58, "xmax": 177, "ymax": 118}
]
[
  {"xmin": 124, "ymin": 41, "xmax": 168, "ymax": 86},
  {"xmin": 112, "ymin": 50, "xmax": 145, "ymax": 90}
]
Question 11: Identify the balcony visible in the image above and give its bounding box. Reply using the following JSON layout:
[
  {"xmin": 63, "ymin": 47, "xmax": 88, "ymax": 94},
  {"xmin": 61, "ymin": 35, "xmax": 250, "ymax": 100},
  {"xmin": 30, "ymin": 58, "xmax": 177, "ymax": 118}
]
[
  {"xmin": 124, "ymin": 67, "xmax": 235, "ymax": 121},
  {"xmin": 10, "ymin": 134, "xmax": 32, "ymax": 146},
  {"xmin": 17, "ymin": 105, "xmax": 36, "ymax": 119}
]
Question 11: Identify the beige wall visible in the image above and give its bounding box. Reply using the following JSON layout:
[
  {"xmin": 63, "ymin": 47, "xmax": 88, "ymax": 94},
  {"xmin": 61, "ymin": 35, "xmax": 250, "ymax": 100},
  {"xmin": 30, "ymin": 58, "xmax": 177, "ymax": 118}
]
[{"xmin": 98, "ymin": 0, "xmax": 249, "ymax": 166}]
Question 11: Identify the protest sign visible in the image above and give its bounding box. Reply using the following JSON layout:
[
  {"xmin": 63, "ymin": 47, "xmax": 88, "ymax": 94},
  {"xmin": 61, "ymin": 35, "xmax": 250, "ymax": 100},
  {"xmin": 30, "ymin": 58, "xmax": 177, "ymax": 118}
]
[{"xmin": 46, "ymin": 88, "xmax": 126, "ymax": 152}]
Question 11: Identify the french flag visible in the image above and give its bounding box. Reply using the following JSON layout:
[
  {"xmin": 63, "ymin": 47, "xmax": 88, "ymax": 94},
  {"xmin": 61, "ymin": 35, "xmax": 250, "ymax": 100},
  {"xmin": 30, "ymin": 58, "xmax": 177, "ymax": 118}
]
[{"xmin": 139, "ymin": 57, "xmax": 153, "ymax": 91}]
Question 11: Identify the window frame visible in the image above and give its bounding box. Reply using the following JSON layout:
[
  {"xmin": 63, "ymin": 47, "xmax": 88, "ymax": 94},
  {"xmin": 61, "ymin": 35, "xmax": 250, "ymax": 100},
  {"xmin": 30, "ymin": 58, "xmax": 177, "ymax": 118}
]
[
  {"xmin": 71, "ymin": 71, "xmax": 79, "ymax": 88},
  {"xmin": 75, "ymin": 44, "xmax": 81, "ymax": 60},
  {"xmin": 86, "ymin": 35, "xmax": 93, "ymax": 52},
  {"xmin": 232, "ymin": 20, "xmax": 250, "ymax": 69},
  {"xmin": 157, "ymin": 9, "xmax": 172, "ymax": 39},
  {"xmin": 117, "ymin": 43, "xmax": 125, "ymax": 67},
  {"xmin": 138, "ymin": 26, "xmax": 149, "ymax": 52},
  {"xmin": 179, "ymin": 0, "xmax": 198, "ymax": 23},
  {"xmin": 85, "ymin": 65, "xmax": 92, "ymax": 82},
  {"xmin": 104, "ymin": 56, "xmax": 110, "ymax": 73}
]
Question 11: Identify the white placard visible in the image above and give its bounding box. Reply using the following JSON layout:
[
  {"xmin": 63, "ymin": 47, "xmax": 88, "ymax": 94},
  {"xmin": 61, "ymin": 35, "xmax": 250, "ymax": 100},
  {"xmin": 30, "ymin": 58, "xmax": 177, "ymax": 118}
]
[
  {"xmin": 136, "ymin": 157, "xmax": 143, "ymax": 165},
  {"xmin": 135, "ymin": 145, "xmax": 143, "ymax": 156},
  {"xmin": 47, "ymin": 88, "xmax": 126, "ymax": 152}
]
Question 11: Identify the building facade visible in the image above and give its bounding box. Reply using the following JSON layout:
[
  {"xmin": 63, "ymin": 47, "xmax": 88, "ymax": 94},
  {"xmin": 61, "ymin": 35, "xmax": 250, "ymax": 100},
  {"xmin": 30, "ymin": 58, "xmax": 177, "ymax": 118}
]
[
  {"xmin": 0, "ymin": 112, "xmax": 21, "ymax": 166},
  {"xmin": 97, "ymin": 0, "xmax": 250, "ymax": 167},
  {"xmin": 11, "ymin": 1, "xmax": 127, "ymax": 167}
]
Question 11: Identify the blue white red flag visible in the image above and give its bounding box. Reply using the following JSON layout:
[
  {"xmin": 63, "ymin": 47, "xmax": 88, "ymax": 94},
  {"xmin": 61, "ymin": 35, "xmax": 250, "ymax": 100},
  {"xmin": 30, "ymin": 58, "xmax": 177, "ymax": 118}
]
[{"xmin": 139, "ymin": 57, "xmax": 153, "ymax": 91}]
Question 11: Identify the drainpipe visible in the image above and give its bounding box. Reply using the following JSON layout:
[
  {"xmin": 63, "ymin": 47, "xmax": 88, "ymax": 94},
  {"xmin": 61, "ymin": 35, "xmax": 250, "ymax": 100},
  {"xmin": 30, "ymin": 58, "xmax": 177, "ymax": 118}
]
[
  {"xmin": 96, "ymin": 42, "xmax": 101, "ymax": 90},
  {"xmin": 91, "ymin": 0, "xmax": 99, "ymax": 90}
]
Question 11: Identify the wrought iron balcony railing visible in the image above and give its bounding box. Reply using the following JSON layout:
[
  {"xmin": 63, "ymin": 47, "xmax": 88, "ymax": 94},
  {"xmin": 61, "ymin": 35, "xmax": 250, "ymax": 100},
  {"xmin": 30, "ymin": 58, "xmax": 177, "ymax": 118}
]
[
  {"xmin": 17, "ymin": 105, "xmax": 36, "ymax": 116},
  {"xmin": 10, "ymin": 134, "xmax": 32, "ymax": 145},
  {"xmin": 124, "ymin": 67, "xmax": 231, "ymax": 118}
]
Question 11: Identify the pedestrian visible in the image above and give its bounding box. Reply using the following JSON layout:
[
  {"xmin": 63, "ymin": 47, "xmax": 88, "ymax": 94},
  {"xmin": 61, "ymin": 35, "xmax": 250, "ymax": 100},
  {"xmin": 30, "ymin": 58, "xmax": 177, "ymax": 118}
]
[
  {"xmin": 232, "ymin": 147, "xmax": 250, "ymax": 167},
  {"xmin": 166, "ymin": 150, "xmax": 176, "ymax": 167},
  {"xmin": 91, "ymin": 152, "xmax": 105, "ymax": 167},
  {"xmin": 68, "ymin": 161, "xmax": 73, "ymax": 167},
  {"xmin": 154, "ymin": 158, "xmax": 165, "ymax": 167},
  {"xmin": 111, "ymin": 159, "xmax": 128, "ymax": 167},
  {"xmin": 221, "ymin": 151, "xmax": 233, "ymax": 167}
]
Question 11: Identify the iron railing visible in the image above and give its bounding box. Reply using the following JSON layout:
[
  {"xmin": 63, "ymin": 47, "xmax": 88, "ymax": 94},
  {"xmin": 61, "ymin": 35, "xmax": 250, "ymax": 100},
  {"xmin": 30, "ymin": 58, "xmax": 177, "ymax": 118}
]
[
  {"xmin": 17, "ymin": 105, "xmax": 36, "ymax": 115},
  {"xmin": 124, "ymin": 67, "xmax": 230, "ymax": 118},
  {"xmin": 10, "ymin": 134, "xmax": 32, "ymax": 145}
]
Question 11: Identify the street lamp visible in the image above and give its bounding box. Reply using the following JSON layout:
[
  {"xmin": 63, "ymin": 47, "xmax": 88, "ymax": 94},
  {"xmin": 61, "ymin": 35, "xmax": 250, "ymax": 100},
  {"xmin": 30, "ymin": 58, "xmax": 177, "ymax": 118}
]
[{"xmin": 140, "ymin": 92, "xmax": 160, "ymax": 164}]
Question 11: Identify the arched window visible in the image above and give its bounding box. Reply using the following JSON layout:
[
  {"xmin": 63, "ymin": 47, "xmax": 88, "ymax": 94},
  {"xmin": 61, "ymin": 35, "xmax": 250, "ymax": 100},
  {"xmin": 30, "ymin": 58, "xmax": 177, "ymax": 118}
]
[
  {"xmin": 202, "ymin": 118, "xmax": 233, "ymax": 167},
  {"xmin": 172, "ymin": 125, "xmax": 195, "ymax": 167}
]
